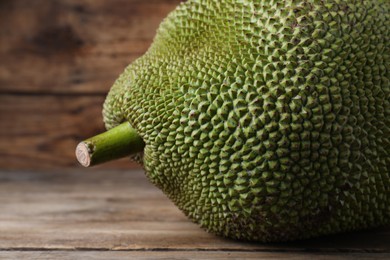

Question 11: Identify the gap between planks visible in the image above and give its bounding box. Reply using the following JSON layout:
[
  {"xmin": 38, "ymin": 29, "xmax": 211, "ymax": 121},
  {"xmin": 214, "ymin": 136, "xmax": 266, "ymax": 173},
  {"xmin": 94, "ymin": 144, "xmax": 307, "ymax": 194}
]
[{"xmin": 2, "ymin": 251, "xmax": 389, "ymax": 260}]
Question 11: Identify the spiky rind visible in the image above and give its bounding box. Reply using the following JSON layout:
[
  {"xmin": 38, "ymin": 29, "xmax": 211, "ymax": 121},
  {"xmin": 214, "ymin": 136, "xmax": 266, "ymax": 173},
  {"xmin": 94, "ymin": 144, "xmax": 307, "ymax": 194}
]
[{"xmin": 103, "ymin": 0, "xmax": 390, "ymax": 242}]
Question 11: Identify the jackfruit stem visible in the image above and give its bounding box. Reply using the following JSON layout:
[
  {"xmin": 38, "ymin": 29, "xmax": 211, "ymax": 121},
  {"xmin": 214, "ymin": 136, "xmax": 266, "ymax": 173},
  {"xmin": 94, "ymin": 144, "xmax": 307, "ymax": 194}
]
[{"xmin": 76, "ymin": 122, "xmax": 145, "ymax": 167}]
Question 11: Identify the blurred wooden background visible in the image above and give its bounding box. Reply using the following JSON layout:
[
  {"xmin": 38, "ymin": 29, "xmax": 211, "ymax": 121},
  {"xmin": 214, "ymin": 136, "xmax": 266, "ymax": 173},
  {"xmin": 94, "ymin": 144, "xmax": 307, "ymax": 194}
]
[{"xmin": 0, "ymin": 0, "xmax": 182, "ymax": 170}]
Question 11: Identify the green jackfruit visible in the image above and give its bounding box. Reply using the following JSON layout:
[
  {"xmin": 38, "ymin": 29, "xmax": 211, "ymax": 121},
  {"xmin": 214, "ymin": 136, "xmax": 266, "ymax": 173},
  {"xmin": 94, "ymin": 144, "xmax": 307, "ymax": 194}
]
[{"xmin": 92, "ymin": 0, "xmax": 390, "ymax": 242}]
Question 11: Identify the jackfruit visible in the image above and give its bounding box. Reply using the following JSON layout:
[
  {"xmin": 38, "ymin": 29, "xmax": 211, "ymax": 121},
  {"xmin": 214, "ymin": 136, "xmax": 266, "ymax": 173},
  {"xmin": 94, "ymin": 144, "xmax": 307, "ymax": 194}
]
[{"xmin": 78, "ymin": 0, "xmax": 390, "ymax": 242}]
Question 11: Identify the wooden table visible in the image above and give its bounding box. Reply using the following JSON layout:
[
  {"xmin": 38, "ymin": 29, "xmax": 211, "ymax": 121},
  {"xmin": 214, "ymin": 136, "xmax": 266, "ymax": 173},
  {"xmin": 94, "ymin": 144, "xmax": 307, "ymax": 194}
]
[{"xmin": 0, "ymin": 169, "xmax": 389, "ymax": 259}]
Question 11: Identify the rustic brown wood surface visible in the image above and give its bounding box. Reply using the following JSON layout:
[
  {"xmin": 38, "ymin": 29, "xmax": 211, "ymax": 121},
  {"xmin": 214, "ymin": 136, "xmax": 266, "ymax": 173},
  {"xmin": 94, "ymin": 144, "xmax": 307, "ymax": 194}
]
[
  {"xmin": 0, "ymin": 169, "xmax": 389, "ymax": 259},
  {"xmin": 0, "ymin": 0, "xmax": 182, "ymax": 170},
  {"xmin": 2, "ymin": 252, "xmax": 390, "ymax": 260},
  {"xmin": 0, "ymin": 95, "xmax": 138, "ymax": 169},
  {"xmin": 0, "ymin": 0, "xmax": 182, "ymax": 94}
]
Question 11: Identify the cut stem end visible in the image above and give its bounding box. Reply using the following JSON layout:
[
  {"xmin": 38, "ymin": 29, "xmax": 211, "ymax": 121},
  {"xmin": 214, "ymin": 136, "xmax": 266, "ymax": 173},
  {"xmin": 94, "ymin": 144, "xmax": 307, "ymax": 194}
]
[
  {"xmin": 76, "ymin": 122, "xmax": 145, "ymax": 167},
  {"xmin": 76, "ymin": 142, "xmax": 92, "ymax": 167}
]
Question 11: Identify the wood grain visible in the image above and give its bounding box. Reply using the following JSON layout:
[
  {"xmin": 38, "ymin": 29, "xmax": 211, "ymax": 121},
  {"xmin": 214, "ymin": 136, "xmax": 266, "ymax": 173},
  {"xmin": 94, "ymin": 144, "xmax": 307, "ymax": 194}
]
[
  {"xmin": 0, "ymin": 0, "xmax": 182, "ymax": 94},
  {"xmin": 0, "ymin": 169, "xmax": 389, "ymax": 255},
  {"xmin": 0, "ymin": 95, "xmax": 139, "ymax": 169},
  {"xmin": 2, "ymin": 251, "xmax": 390, "ymax": 260},
  {"xmin": 0, "ymin": 0, "xmax": 182, "ymax": 170}
]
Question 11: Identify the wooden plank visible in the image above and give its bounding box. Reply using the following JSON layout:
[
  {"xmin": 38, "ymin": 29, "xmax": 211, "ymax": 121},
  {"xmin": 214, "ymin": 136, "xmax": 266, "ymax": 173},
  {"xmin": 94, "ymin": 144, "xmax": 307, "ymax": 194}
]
[
  {"xmin": 0, "ymin": 170, "xmax": 259, "ymax": 251},
  {"xmin": 0, "ymin": 95, "xmax": 139, "ymax": 169},
  {"xmin": 0, "ymin": 0, "xmax": 182, "ymax": 94},
  {"xmin": 1, "ymin": 251, "xmax": 390, "ymax": 260},
  {"xmin": 0, "ymin": 169, "xmax": 389, "ymax": 253}
]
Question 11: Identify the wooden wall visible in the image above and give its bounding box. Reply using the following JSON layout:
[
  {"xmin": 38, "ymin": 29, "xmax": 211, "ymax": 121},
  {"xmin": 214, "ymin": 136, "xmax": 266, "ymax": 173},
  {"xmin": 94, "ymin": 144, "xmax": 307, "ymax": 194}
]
[{"xmin": 0, "ymin": 0, "xmax": 182, "ymax": 170}]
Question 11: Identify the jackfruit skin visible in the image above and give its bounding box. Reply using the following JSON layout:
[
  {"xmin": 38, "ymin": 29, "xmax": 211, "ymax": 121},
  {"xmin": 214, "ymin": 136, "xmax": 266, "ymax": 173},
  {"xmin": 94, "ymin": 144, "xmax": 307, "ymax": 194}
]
[{"xmin": 103, "ymin": 0, "xmax": 390, "ymax": 242}]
